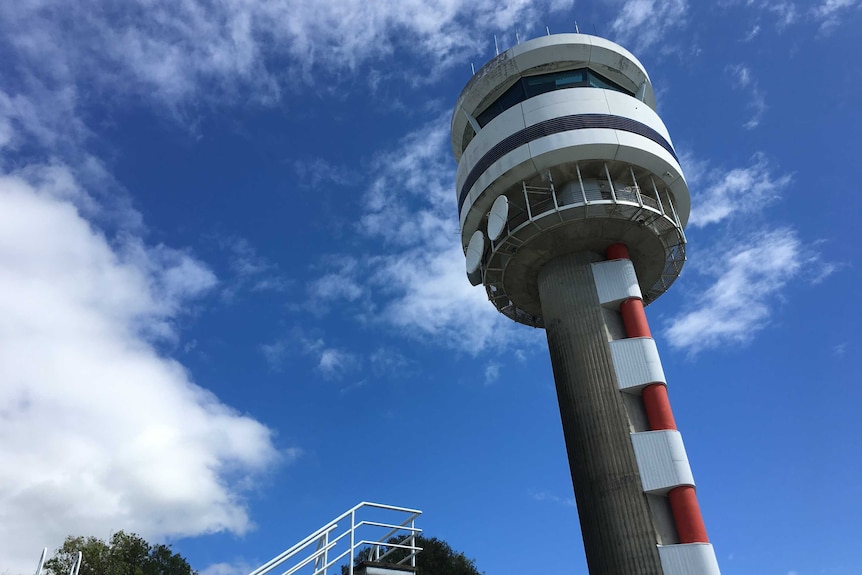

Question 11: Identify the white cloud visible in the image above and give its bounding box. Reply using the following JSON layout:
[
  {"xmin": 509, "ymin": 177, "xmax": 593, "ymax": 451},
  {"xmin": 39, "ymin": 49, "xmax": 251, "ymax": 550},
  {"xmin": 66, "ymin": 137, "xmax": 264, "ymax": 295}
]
[
  {"xmin": 317, "ymin": 348, "xmax": 358, "ymax": 379},
  {"xmin": 218, "ymin": 236, "xmax": 290, "ymax": 302},
  {"xmin": 813, "ymin": 0, "xmax": 860, "ymax": 31},
  {"xmin": 730, "ymin": 64, "xmax": 752, "ymax": 88},
  {"xmin": 308, "ymin": 257, "xmax": 365, "ymax": 306},
  {"xmin": 730, "ymin": 0, "xmax": 798, "ymax": 28},
  {"xmin": 0, "ymin": 0, "xmax": 574, "ymax": 113},
  {"xmin": 0, "ymin": 166, "xmax": 282, "ymax": 572},
  {"xmin": 484, "ymin": 362, "xmax": 501, "ymax": 385},
  {"xmin": 742, "ymin": 23, "xmax": 761, "ymax": 41},
  {"xmin": 262, "ymin": 330, "xmax": 358, "ymax": 379},
  {"xmin": 291, "ymin": 157, "xmax": 359, "ymax": 189},
  {"xmin": 201, "ymin": 561, "xmax": 257, "ymax": 575},
  {"xmin": 369, "ymin": 348, "xmax": 411, "ymax": 375},
  {"xmin": 727, "ymin": 64, "xmax": 768, "ymax": 130},
  {"xmin": 361, "ymin": 118, "xmax": 511, "ymax": 354},
  {"xmin": 609, "ymin": 0, "xmax": 689, "ymax": 53},
  {"xmin": 664, "ymin": 228, "xmax": 820, "ymax": 351},
  {"xmin": 529, "ymin": 489, "xmax": 576, "ymax": 507},
  {"xmin": 728, "ymin": 64, "xmax": 766, "ymax": 129},
  {"xmin": 687, "ymin": 153, "xmax": 792, "ymax": 228},
  {"xmin": 302, "ymin": 117, "xmax": 516, "ymax": 355}
]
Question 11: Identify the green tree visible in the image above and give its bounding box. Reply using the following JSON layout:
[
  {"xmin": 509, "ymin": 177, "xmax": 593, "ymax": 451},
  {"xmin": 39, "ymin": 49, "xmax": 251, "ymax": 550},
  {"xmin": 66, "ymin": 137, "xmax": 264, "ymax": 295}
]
[
  {"xmin": 44, "ymin": 532, "xmax": 196, "ymax": 575},
  {"xmin": 344, "ymin": 535, "xmax": 482, "ymax": 575}
]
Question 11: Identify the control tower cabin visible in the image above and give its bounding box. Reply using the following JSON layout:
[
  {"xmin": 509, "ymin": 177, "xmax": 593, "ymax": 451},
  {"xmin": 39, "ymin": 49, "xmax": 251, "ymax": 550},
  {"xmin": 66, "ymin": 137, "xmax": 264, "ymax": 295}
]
[{"xmin": 452, "ymin": 35, "xmax": 720, "ymax": 575}]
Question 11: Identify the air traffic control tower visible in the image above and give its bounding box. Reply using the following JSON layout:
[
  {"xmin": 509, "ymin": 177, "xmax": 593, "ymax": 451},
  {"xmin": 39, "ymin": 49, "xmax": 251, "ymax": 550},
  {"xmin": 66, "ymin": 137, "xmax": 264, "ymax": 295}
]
[{"xmin": 452, "ymin": 35, "xmax": 721, "ymax": 574}]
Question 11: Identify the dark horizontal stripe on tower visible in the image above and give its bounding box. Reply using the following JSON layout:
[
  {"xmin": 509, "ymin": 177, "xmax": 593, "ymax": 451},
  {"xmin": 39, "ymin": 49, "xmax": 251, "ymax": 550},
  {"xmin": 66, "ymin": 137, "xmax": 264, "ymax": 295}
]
[{"xmin": 458, "ymin": 114, "xmax": 678, "ymax": 213}]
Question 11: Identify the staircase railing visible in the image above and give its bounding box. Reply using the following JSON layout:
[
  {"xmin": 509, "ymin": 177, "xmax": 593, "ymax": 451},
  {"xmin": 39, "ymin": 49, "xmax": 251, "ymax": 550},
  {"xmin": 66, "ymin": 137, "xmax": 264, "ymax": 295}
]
[{"xmin": 247, "ymin": 502, "xmax": 422, "ymax": 575}]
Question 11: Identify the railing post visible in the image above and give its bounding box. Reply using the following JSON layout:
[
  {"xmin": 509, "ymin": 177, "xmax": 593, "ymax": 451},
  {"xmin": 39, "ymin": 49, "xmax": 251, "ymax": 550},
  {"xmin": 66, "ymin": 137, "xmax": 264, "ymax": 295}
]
[
  {"xmin": 323, "ymin": 530, "xmax": 329, "ymax": 575},
  {"xmin": 604, "ymin": 162, "xmax": 617, "ymax": 202},
  {"xmin": 630, "ymin": 167, "xmax": 643, "ymax": 207},
  {"xmin": 349, "ymin": 509, "xmax": 355, "ymax": 575},
  {"xmin": 410, "ymin": 518, "xmax": 417, "ymax": 569},
  {"xmin": 576, "ymin": 163, "xmax": 588, "ymax": 205},
  {"xmin": 650, "ymin": 176, "xmax": 665, "ymax": 215},
  {"xmin": 34, "ymin": 548, "xmax": 47, "ymax": 575}
]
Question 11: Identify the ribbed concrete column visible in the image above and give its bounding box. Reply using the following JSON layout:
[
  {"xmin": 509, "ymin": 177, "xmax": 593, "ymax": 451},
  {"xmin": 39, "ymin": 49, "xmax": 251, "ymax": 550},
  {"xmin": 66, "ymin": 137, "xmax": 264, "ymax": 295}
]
[{"xmin": 538, "ymin": 252, "xmax": 663, "ymax": 575}]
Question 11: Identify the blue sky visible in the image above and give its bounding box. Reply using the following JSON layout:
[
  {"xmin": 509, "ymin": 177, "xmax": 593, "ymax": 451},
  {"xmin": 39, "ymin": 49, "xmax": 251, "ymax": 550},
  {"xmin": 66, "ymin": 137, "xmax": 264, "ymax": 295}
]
[{"xmin": 0, "ymin": 1, "xmax": 860, "ymax": 574}]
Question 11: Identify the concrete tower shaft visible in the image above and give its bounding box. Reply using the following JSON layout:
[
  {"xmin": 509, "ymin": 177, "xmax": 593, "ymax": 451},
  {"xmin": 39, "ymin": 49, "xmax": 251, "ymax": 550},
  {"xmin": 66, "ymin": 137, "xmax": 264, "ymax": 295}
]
[{"xmin": 452, "ymin": 34, "xmax": 721, "ymax": 575}]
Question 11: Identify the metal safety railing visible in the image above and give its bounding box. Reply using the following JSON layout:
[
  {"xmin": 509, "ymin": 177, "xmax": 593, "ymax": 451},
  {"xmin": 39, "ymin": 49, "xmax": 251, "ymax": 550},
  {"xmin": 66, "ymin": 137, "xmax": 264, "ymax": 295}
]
[
  {"xmin": 476, "ymin": 162, "xmax": 688, "ymax": 327},
  {"xmin": 247, "ymin": 502, "xmax": 422, "ymax": 575},
  {"xmin": 33, "ymin": 548, "xmax": 82, "ymax": 575}
]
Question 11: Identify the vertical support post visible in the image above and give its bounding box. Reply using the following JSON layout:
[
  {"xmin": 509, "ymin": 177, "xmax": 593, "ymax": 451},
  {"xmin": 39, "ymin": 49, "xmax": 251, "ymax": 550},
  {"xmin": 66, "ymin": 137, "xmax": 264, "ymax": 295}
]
[
  {"xmin": 576, "ymin": 163, "xmax": 588, "ymax": 204},
  {"xmin": 323, "ymin": 530, "xmax": 330, "ymax": 575},
  {"xmin": 650, "ymin": 177, "xmax": 665, "ymax": 215},
  {"xmin": 666, "ymin": 191, "xmax": 686, "ymax": 243},
  {"xmin": 604, "ymin": 162, "xmax": 617, "ymax": 202},
  {"xmin": 631, "ymin": 167, "xmax": 643, "ymax": 207},
  {"xmin": 410, "ymin": 519, "xmax": 417, "ymax": 568},
  {"xmin": 550, "ymin": 171, "xmax": 560, "ymax": 211},
  {"xmin": 349, "ymin": 510, "xmax": 355, "ymax": 575},
  {"xmin": 34, "ymin": 549, "xmax": 47, "ymax": 575},
  {"xmin": 523, "ymin": 181, "xmax": 532, "ymax": 220}
]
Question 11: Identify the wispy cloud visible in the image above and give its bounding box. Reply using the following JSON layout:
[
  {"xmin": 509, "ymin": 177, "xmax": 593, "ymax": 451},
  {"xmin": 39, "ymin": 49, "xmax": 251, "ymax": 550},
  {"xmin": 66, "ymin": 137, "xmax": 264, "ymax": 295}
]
[
  {"xmin": 0, "ymin": 0, "xmax": 574, "ymax": 115},
  {"xmin": 813, "ymin": 0, "xmax": 860, "ymax": 32},
  {"xmin": 484, "ymin": 362, "xmax": 501, "ymax": 385},
  {"xmin": 529, "ymin": 489, "xmax": 577, "ymax": 507},
  {"xmin": 742, "ymin": 23, "xmax": 761, "ymax": 41},
  {"xmin": 730, "ymin": 0, "xmax": 798, "ymax": 29},
  {"xmin": 291, "ymin": 157, "xmax": 360, "ymax": 189},
  {"xmin": 665, "ymin": 228, "xmax": 826, "ymax": 352},
  {"xmin": 305, "ymin": 117, "xmax": 516, "ymax": 354},
  {"xmin": 219, "ymin": 236, "xmax": 291, "ymax": 301},
  {"xmin": 609, "ymin": 0, "xmax": 689, "ymax": 54},
  {"xmin": 727, "ymin": 64, "xmax": 768, "ymax": 130},
  {"xmin": 262, "ymin": 329, "xmax": 358, "ymax": 380},
  {"xmin": 666, "ymin": 147, "xmax": 837, "ymax": 352},
  {"xmin": 687, "ymin": 153, "xmax": 791, "ymax": 228}
]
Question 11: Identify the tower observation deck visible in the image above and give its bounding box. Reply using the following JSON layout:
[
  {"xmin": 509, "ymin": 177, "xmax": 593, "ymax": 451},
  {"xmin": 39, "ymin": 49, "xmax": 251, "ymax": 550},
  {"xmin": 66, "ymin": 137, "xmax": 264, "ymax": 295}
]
[{"xmin": 452, "ymin": 35, "xmax": 721, "ymax": 575}]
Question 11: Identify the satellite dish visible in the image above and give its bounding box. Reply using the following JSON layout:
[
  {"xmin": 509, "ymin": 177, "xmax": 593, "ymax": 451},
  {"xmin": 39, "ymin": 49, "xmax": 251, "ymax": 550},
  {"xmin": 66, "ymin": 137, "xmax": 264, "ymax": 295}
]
[
  {"xmin": 465, "ymin": 230, "xmax": 486, "ymax": 274},
  {"xmin": 487, "ymin": 195, "xmax": 509, "ymax": 241},
  {"xmin": 467, "ymin": 267, "xmax": 483, "ymax": 286}
]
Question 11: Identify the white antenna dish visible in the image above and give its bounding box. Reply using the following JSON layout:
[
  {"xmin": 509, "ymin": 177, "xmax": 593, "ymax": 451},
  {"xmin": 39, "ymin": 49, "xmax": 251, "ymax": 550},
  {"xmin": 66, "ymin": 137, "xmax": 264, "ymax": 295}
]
[
  {"xmin": 487, "ymin": 195, "xmax": 509, "ymax": 241},
  {"xmin": 465, "ymin": 230, "xmax": 486, "ymax": 274}
]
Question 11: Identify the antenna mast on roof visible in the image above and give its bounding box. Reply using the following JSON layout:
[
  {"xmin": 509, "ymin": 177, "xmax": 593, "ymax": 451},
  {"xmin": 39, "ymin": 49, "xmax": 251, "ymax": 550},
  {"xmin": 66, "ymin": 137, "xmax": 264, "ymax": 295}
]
[
  {"xmin": 494, "ymin": 34, "xmax": 499, "ymax": 56},
  {"xmin": 471, "ymin": 63, "xmax": 475, "ymax": 75},
  {"xmin": 575, "ymin": 21, "xmax": 580, "ymax": 33},
  {"xmin": 546, "ymin": 26, "xmax": 551, "ymax": 36},
  {"xmin": 515, "ymin": 31, "xmax": 520, "ymax": 44}
]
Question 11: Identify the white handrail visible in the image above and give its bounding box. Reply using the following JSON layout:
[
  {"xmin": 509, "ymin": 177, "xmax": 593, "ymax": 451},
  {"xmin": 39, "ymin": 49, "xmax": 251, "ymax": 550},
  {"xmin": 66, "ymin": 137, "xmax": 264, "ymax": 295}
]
[{"xmin": 247, "ymin": 502, "xmax": 422, "ymax": 575}]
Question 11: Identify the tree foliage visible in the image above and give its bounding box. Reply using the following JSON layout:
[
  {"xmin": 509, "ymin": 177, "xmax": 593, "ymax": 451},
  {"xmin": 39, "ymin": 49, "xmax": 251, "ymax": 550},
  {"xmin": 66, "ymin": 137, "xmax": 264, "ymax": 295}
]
[
  {"xmin": 345, "ymin": 535, "xmax": 482, "ymax": 575},
  {"xmin": 44, "ymin": 532, "xmax": 195, "ymax": 575}
]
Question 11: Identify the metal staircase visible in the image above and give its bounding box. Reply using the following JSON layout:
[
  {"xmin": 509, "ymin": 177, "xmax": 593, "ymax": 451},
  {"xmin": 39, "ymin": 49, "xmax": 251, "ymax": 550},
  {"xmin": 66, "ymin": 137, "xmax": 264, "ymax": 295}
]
[{"xmin": 247, "ymin": 502, "xmax": 422, "ymax": 575}]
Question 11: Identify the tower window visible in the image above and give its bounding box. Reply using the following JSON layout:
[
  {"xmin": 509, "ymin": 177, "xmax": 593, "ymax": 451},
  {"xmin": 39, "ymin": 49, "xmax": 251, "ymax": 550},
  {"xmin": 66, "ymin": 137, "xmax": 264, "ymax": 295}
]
[{"xmin": 475, "ymin": 68, "xmax": 634, "ymax": 128}]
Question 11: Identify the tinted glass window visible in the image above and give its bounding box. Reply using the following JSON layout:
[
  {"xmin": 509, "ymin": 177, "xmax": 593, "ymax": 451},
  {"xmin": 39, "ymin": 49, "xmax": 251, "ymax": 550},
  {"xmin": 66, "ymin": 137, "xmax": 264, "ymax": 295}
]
[{"xmin": 475, "ymin": 68, "xmax": 633, "ymax": 128}]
